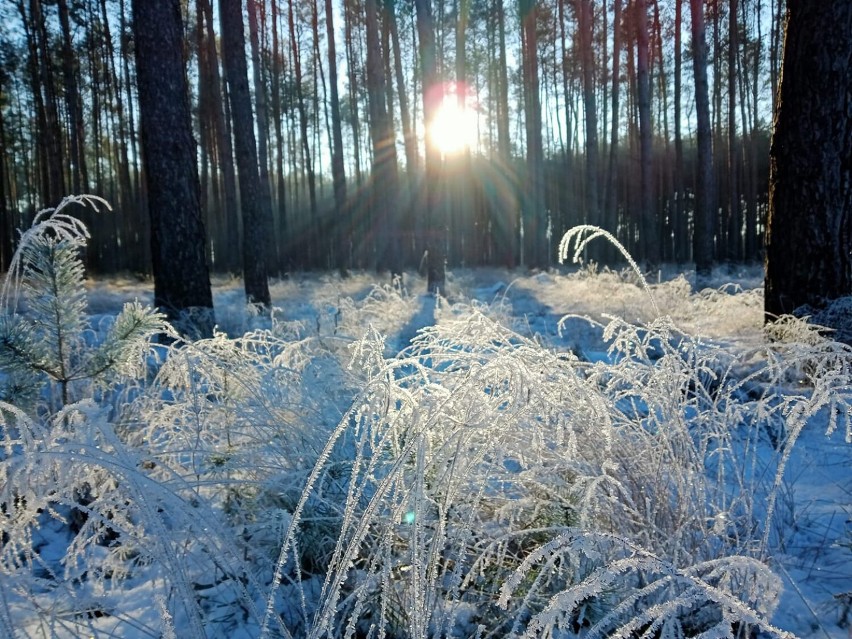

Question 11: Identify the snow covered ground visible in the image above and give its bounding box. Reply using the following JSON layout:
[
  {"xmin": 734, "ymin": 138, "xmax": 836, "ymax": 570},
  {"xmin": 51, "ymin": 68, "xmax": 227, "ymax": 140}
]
[{"xmin": 3, "ymin": 261, "xmax": 851, "ymax": 638}]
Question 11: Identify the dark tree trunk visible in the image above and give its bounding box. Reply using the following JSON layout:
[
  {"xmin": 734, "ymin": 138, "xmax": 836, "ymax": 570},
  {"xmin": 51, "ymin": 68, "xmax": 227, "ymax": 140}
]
[
  {"xmin": 635, "ymin": 0, "xmax": 659, "ymax": 268},
  {"xmin": 19, "ymin": 0, "xmax": 65, "ymax": 207},
  {"xmin": 690, "ymin": 0, "xmax": 715, "ymax": 283},
  {"xmin": 495, "ymin": 0, "xmax": 516, "ymax": 268},
  {"xmin": 344, "ymin": 0, "xmax": 364, "ymax": 189},
  {"xmin": 323, "ymin": 0, "xmax": 348, "ymax": 273},
  {"xmin": 520, "ymin": 0, "xmax": 546, "ymax": 269},
  {"xmin": 270, "ymin": 0, "xmax": 288, "ymax": 272},
  {"xmin": 495, "ymin": 0, "xmax": 511, "ymax": 162},
  {"xmin": 288, "ymin": 0, "xmax": 319, "ymax": 264},
  {"xmin": 0, "ymin": 104, "xmax": 11, "ymax": 270},
  {"xmin": 389, "ymin": 0, "xmax": 417, "ymax": 266},
  {"xmin": 365, "ymin": 0, "xmax": 400, "ymax": 274},
  {"xmin": 765, "ymin": 0, "xmax": 852, "ymax": 321},
  {"xmin": 199, "ymin": 0, "xmax": 240, "ymax": 273},
  {"xmin": 57, "ymin": 0, "xmax": 87, "ymax": 194},
  {"xmin": 132, "ymin": 0, "xmax": 214, "ymax": 337},
  {"xmin": 388, "ymin": 3, "xmax": 416, "ymax": 178},
  {"xmin": 219, "ymin": 0, "xmax": 271, "ymax": 307},
  {"xmin": 673, "ymin": 0, "xmax": 687, "ymax": 263},
  {"xmin": 727, "ymin": 0, "xmax": 741, "ymax": 262},
  {"xmin": 415, "ymin": 0, "xmax": 446, "ymax": 293},
  {"xmin": 578, "ymin": 0, "xmax": 600, "ymax": 232},
  {"xmin": 744, "ymin": 0, "xmax": 760, "ymax": 261},
  {"xmin": 247, "ymin": 0, "xmax": 277, "ymax": 270},
  {"xmin": 603, "ymin": 0, "xmax": 622, "ymax": 264}
]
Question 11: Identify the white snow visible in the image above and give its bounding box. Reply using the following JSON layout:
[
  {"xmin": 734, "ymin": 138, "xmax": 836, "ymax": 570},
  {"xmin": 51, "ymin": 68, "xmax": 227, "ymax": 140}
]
[{"xmin": 2, "ymin": 263, "xmax": 850, "ymax": 638}]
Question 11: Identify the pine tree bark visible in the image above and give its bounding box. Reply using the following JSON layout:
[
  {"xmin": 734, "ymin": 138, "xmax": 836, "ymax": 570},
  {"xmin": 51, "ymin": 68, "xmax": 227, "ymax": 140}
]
[
  {"xmin": 603, "ymin": 0, "xmax": 622, "ymax": 264},
  {"xmin": 57, "ymin": 0, "xmax": 87, "ymax": 195},
  {"xmin": 690, "ymin": 0, "xmax": 715, "ymax": 283},
  {"xmin": 326, "ymin": 0, "xmax": 349, "ymax": 272},
  {"xmin": 344, "ymin": 0, "xmax": 364, "ymax": 188},
  {"xmin": 288, "ymin": 0, "xmax": 319, "ymax": 263},
  {"xmin": 520, "ymin": 0, "xmax": 546, "ymax": 269},
  {"xmin": 270, "ymin": 0, "xmax": 288, "ymax": 270},
  {"xmin": 578, "ymin": 0, "xmax": 600, "ymax": 232},
  {"xmin": 673, "ymin": 0, "xmax": 687, "ymax": 263},
  {"xmin": 0, "ymin": 104, "xmax": 11, "ymax": 270},
  {"xmin": 219, "ymin": 0, "xmax": 271, "ymax": 307},
  {"xmin": 764, "ymin": 0, "xmax": 852, "ymax": 321},
  {"xmin": 495, "ymin": 0, "xmax": 516, "ymax": 267},
  {"xmin": 132, "ymin": 0, "xmax": 215, "ymax": 337},
  {"xmin": 199, "ymin": 0, "xmax": 240, "ymax": 274},
  {"xmin": 19, "ymin": 0, "xmax": 65, "ymax": 207},
  {"xmin": 727, "ymin": 0, "xmax": 741, "ymax": 262},
  {"xmin": 365, "ymin": 0, "xmax": 400, "ymax": 273},
  {"xmin": 415, "ymin": 0, "xmax": 446, "ymax": 293},
  {"xmin": 635, "ymin": 0, "xmax": 659, "ymax": 268},
  {"xmin": 388, "ymin": 2, "xmax": 416, "ymax": 178},
  {"xmin": 247, "ymin": 0, "xmax": 277, "ymax": 272}
]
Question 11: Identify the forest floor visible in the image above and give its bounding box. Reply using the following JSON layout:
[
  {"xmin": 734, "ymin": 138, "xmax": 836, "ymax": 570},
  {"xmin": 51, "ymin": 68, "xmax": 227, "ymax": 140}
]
[
  {"xmin": 79, "ymin": 263, "xmax": 852, "ymax": 638},
  {"xmin": 0, "ymin": 266, "xmax": 852, "ymax": 639}
]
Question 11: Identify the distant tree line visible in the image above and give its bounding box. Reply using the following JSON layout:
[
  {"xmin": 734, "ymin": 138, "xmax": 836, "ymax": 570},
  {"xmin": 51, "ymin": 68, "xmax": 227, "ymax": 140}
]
[{"xmin": 0, "ymin": 0, "xmax": 785, "ymax": 279}]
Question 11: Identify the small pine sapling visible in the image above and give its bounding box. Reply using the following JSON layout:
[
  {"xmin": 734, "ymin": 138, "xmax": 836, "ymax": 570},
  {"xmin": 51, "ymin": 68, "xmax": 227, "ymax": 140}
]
[{"xmin": 0, "ymin": 195, "xmax": 168, "ymax": 412}]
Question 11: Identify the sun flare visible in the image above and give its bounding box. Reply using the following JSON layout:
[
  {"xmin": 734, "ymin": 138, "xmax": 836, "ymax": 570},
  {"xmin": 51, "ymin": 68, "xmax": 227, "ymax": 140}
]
[{"xmin": 429, "ymin": 95, "xmax": 477, "ymax": 156}]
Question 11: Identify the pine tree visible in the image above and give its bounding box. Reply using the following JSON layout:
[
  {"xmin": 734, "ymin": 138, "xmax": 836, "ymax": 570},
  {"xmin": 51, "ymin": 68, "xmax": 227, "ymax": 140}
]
[{"xmin": 0, "ymin": 195, "xmax": 166, "ymax": 410}]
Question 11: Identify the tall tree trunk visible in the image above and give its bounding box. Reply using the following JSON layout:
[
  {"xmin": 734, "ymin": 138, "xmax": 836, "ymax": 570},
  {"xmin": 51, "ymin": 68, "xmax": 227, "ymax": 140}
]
[
  {"xmin": 85, "ymin": 1, "xmax": 103, "ymax": 200},
  {"xmin": 744, "ymin": 0, "xmax": 760, "ymax": 260},
  {"xmin": 326, "ymin": 0, "xmax": 349, "ymax": 272},
  {"xmin": 100, "ymin": 0, "xmax": 132, "ymax": 224},
  {"xmin": 690, "ymin": 0, "xmax": 716, "ymax": 283},
  {"xmin": 132, "ymin": 0, "xmax": 215, "ymax": 338},
  {"xmin": 366, "ymin": 0, "xmax": 401, "ymax": 273},
  {"xmin": 603, "ymin": 0, "xmax": 622, "ymax": 264},
  {"xmin": 120, "ymin": 0, "xmax": 138, "ymax": 199},
  {"xmin": 496, "ymin": 0, "xmax": 511, "ymax": 162},
  {"xmin": 344, "ymin": 0, "xmax": 364, "ymax": 188},
  {"xmin": 652, "ymin": 0, "xmax": 672, "ymax": 261},
  {"xmin": 247, "ymin": 0, "xmax": 277, "ymax": 271},
  {"xmin": 289, "ymin": 0, "xmax": 319, "ymax": 263},
  {"xmin": 57, "ymin": 0, "xmax": 87, "ymax": 194},
  {"xmin": 578, "ymin": 0, "xmax": 600, "ymax": 233},
  {"xmin": 727, "ymin": 0, "xmax": 741, "ymax": 262},
  {"xmin": 219, "ymin": 0, "xmax": 271, "ymax": 306},
  {"xmin": 520, "ymin": 0, "xmax": 546, "ymax": 268},
  {"xmin": 0, "ymin": 103, "xmax": 11, "ymax": 270},
  {"xmin": 199, "ymin": 0, "xmax": 240, "ymax": 274},
  {"xmin": 769, "ymin": 0, "xmax": 783, "ymax": 113},
  {"xmin": 765, "ymin": 0, "xmax": 852, "ymax": 324},
  {"xmin": 20, "ymin": 0, "xmax": 65, "ymax": 207},
  {"xmin": 388, "ymin": 2, "xmax": 416, "ymax": 177},
  {"xmin": 635, "ymin": 0, "xmax": 659, "ymax": 268},
  {"xmin": 491, "ymin": 0, "xmax": 515, "ymax": 268},
  {"xmin": 311, "ymin": 1, "xmax": 326, "ymax": 209},
  {"xmin": 673, "ymin": 0, "xmax": 687, "ymax": 263},
  {"xmin": 270, "ymin": 0, "xmax": 288, "ymax": 271},
  {"xmin": 415, "ymin": 0, "xmax": 446, "ymax": 293}
]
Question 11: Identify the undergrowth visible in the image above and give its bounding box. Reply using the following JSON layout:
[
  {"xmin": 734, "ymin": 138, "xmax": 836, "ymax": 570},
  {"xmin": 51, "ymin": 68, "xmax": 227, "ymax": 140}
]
[{"xmin": 0, "ymin": 201, "xmax": 849, "ymax": 637}]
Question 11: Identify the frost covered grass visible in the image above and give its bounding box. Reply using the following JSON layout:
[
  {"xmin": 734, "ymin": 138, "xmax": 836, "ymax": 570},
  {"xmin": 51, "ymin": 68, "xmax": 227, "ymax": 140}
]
[{"xmin": 0, "ymin": 202, "xmax": 850, "ymax": 638}]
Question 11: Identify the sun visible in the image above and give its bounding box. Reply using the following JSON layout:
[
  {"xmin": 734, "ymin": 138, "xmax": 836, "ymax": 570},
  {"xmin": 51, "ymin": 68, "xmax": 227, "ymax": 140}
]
[{"xmin": 429, "ymin": 94, "xmax": 477, "ymax": 156}]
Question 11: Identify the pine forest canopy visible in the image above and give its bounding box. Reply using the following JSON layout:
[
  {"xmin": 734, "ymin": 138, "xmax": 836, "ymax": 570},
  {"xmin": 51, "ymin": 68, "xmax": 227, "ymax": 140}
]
[{"xmin": 0, "ymin": 0, "xmax": 786, "ymax": 279}]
